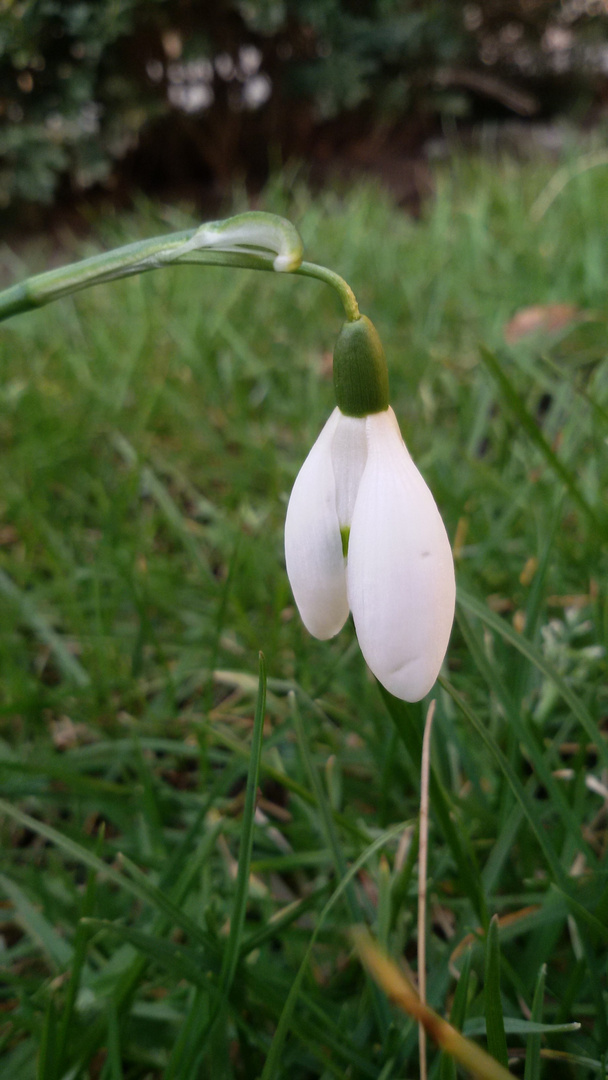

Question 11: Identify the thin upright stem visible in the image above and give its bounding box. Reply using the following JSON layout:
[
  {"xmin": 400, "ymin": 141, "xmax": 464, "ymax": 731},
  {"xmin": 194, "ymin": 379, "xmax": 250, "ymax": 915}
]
[{"xmin": 418, "ymin": 698, "xmax": 435, "ymax": 1080}]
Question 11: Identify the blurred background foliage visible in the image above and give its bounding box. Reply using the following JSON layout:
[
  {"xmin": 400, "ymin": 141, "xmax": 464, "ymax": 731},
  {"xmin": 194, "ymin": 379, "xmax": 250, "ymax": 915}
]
[{"xmin": 1, "ymin": 0, "xmax": 608, "ymax": 224}]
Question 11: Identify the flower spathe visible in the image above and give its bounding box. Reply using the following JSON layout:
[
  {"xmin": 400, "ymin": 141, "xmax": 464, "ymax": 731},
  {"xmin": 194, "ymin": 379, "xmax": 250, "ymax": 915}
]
[{"xmin": 284, "ymin": 405, "xmax": 456, "ymax": 702}]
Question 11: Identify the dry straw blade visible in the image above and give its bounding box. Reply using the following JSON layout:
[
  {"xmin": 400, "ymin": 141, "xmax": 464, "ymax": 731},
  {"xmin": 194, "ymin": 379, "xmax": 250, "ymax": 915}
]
[{"xmin": 351, "ymin": 927, "xmax": 514, "ymax": 1080}]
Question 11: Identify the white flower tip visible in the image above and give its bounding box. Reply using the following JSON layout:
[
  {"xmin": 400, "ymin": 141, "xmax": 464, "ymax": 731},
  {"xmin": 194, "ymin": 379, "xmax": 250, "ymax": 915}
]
[
  {"xmin": 360, "ymin": 551, "xmax": 456, "ymax": 703},
  {"xmin": 376, "ymin": 647, "xmax": 449, "ymax": 703}
]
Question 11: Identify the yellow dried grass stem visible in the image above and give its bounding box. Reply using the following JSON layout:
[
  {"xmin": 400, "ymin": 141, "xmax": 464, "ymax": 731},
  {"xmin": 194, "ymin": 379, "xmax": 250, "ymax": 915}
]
[{"xmin": 351, "ymin": 928, "xmax": 513, "ymax": 1080}]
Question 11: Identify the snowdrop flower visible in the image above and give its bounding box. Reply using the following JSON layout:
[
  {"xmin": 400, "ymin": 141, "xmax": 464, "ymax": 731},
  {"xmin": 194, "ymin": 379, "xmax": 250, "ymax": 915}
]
[{"xmin": 285, "ymin": 316, "xmax": 455, "ymax": 702}]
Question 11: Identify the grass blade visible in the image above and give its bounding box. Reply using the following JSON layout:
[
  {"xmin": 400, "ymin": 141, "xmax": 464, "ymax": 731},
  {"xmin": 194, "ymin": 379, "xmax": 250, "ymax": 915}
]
[
  {"xmin": 291, "ymin": 691, "xmax": 360, "ymax": 922},
  {"xmin": 81, "ymin": 919, "xmax": 210, "ymax": 987},
  {"xmin": 260, "ymin": 821, "xmax": 407, "ymax": 1080},
  {"xmin": 103, "ymin": 1005, "xmax": 124, "ymax": 1080},
  {"xmin": 290, "ymin": 690, "xmax": 391, "ymax": 1037},
  {"xmin": 439, "ymin": 677, "xmax": 565, "ymax": 886},
  {"xmin": 457, "ymin": 587, "xmax": 606, "ymax": 770},
  {"xmin": 0, "ymin": 873, "xmax": 71, "ymax": 970},
  {"xmin": 440, "ymin": 950, "xmax": 473, "ymax": 1080},
  {"xmin": 219, "ymin": 651, "xmax": 267, "ymax": 993},
  {"xmin": 464, "ymin": 1018, "xmax": 579, "ymax": 1037},
  {"xmin": 456, "ymin": 605, "xmax": 597, "ymax": 866},
  {"xmin": 37, "ymin": 996, "xmax": 57, "ymax": 1080},
  {"xmin": 479, "ymin": 345, "xmax": 603, "ymax": 532},
  {"xmin": 0, "ymin": 799, "xmax": 220, "ymax": 958},
  {"xmin": 163, "ymin": 654, "xmax": 267, "ymax": 1078},
  {"xmin": 55, "ymin": 855, "xmax": 99, "ymax": 1072},
  {"xmin": 380, "ymin": 687, "xmax": 489, "ymax": 927},
  {"xmin": 484, "ymin": 914, "xmax": 509, "ymax": 1069},
  {"xmin": 0, "ymin": 568, "xmax": 90, "ymax": 687},
  {"xmin": 524, "ymin": 964, "xmax": 546, "ymax": 1080}
]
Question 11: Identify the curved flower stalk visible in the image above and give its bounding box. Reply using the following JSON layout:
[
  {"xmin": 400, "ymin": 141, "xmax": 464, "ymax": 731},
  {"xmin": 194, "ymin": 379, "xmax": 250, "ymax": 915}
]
[
  {"xmin": 285, "ymin": 317, "xmax": 455, "ymax": 702},
  {"xmin": 0, "ymin": 209, "xmax": 454, "ymax": 701},
  {"xmin": 0, "ymin": 211, "xmax": 304, "ymax": 323}
]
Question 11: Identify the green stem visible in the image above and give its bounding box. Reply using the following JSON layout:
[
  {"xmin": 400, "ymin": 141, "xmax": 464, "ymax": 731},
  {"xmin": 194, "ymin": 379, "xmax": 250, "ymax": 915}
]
[
  {"xmin": 0, "ymin": 216, "xmax": 361, "ymax": 325},
  {"xmin": 295, "ymin": 261, "xmax": 360, "ymax": 321},
  {"xmin": 0, "ymin": 236, "xmax": 292, "ymax": 324},
  {"xmin": 0, "ymin": 230, "xmax": 197, "ymax": 322}
]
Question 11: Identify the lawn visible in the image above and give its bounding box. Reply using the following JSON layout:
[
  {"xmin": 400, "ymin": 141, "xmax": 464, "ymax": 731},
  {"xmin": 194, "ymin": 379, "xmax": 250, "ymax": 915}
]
[{"xmin": 0, "ymin": 151, "xmax": 607, "ymax": 1079}]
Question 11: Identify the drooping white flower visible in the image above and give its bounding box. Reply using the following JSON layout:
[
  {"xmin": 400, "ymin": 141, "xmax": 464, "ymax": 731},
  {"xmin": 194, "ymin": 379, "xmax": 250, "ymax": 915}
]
[{"xmin": 284, "ymin": 404, "xmax": 455, "ymax": 702}]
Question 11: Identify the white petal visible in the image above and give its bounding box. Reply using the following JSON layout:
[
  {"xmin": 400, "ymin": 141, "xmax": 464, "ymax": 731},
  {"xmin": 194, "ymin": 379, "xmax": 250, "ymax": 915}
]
[
  {"xmin": 330, "ymin": 412, "xmax": 368, "ymax": 529},
  {"xmin": 347, "ymin": 407, "xmax": 455, "ymax": 702},
  {"xmin": 284, "ymin": 409, "xmax": 349, "ymax": 639}
]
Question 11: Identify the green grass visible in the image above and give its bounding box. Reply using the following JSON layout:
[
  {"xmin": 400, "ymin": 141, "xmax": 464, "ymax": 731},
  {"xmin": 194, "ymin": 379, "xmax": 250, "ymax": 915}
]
[{"xmin": 0, "ymin": 149, "xmax": 607, "ymax": 1079}]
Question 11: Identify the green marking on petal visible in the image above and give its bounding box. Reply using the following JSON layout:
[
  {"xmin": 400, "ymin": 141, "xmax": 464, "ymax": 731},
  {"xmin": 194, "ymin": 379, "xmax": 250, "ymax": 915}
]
[{"xmin": 340, "ymin": 526, "xmax": 350, "ymax": 558}]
